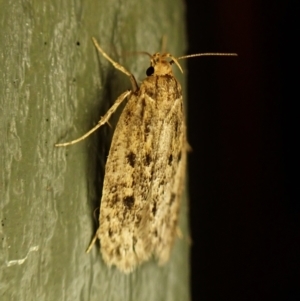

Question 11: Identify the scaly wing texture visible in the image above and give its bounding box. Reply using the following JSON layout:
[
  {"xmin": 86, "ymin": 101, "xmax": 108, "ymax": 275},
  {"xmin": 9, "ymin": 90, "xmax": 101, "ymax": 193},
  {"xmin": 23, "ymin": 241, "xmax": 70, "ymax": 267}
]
[
  {"xmin": 98, "ymin": 74, "xmax": 185, "ymax": 273},
  {"xmin": 150, "ymin": 98, "xmax": 186, "ymax": 265}
]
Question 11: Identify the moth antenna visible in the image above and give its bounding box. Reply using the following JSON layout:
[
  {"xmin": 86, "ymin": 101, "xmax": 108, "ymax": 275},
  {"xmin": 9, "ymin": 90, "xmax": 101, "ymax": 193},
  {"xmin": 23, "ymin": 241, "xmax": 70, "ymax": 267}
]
[
  {"xmin": 177, "ymin": 53, "xmax": 238, "ymax": 60},
  {"xmin": 164, "ymin": 54, "xmax": 184, "ymax": 73}
]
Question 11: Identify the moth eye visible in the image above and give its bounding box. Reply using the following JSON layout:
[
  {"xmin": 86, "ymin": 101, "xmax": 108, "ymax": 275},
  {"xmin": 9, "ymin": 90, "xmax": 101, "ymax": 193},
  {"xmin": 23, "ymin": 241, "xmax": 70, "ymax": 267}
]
[{"xmin": 146, "ymin": 66, "xmax": 154, "ymax": 76}]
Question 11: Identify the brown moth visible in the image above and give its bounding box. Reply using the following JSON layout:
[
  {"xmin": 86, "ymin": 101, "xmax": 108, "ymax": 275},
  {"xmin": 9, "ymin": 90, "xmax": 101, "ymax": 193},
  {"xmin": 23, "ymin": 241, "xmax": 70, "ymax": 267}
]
[{"xmin": 56, "ymin": 37, "xmax": 237, "ymax": 273}]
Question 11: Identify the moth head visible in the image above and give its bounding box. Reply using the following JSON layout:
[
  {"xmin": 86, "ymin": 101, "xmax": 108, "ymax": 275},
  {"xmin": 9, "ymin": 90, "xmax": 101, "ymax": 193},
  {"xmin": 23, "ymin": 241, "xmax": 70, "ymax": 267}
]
[
  {"xmin": 139, "ymin": 51, "xmax": 237, "ymax": 77},
  {"xmin": 146, "ymin": 53, "xmax": 183, "ymax": 77}
]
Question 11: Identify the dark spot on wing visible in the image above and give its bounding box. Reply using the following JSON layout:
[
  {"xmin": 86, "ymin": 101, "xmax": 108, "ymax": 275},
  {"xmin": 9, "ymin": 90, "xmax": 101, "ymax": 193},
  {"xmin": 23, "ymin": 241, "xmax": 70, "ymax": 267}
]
[
  {"xmin": 168, "ymin": 154, "xmax": 173, "ymax": 165},
  {"xmin": 126, "ymin": 110, "xmax": 132, "ymax": 118},
  {"xmin": 111, "ymin": 195, "xmax": 120, "ymax": 205},
  {"xmin": 174, "ymin": 120, "xmax": 179, "ymax": 136},
  {"xmin": 144, "ymin": 153, "xmax": 151, "ymax": 166},
  {"xmin": 140, "ymin": 97, "xmax": 146, "ymax": 119},
  {"xmin": 170, "ymin": 193, "xmax": 176, "ymax": 205},
  {"xmin": 154, "ymin": 230, "xmax": 158, "ymax": 237},
  {"xmin": 133, "ymin": 236, "xmax": 137, "ymax": 248},
  {"xmin": 145, "ymin": 122, "xmax": 151, "ymax": 135},
  {"xmin": 152, "ymin": 202, "xmax": 157, "ymax": 216},
  {"xmin": 123, "ymin": 196, "xmax": 135, "ymax": 209},
  {"xmin": 127, "ymin": 151, "xmax": 136, "ymax": 167},
  {"xmin": 178, "ymin": 151, "xmax": 182, "ymax": 162},
  {"xmin": 135, "ymin": 214, "xmax": 141, "ymax": 226},
  {"xmin": 108, "ymin": 228, "xmax": 113, "ymax": 237},
  {"xmin": 146, "ymin": 88, "xmax": 155, "ymax": 98},
  {"xmin": 115, "ymin": 247, "xmax": 121, "ymax": 257}
]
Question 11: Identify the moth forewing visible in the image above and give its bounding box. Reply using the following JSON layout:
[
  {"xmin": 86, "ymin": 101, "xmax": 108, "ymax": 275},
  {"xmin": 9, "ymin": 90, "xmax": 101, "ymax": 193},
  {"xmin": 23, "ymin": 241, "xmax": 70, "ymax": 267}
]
[
  {"xmin": 55, "ymin": 37, "xmax": 237, "ymax": 273},
  {"xmin": 95, "ymin": 57, "xmax": 186, "ymax": 273}
]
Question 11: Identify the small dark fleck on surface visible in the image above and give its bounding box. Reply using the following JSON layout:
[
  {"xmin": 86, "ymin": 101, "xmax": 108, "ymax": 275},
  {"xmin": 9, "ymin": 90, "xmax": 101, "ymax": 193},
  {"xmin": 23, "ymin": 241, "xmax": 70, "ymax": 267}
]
[
  {"xmin": 168, "ymin": 154, "xmax": 173, "ymax": 165},
  {"xmin": 76, "ymin": 41, "xmax": 80, "ymax": 46}
]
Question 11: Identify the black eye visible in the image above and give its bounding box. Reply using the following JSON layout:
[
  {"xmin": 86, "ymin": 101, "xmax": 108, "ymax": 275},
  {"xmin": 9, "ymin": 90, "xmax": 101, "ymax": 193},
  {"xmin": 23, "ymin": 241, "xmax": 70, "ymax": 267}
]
[{"xmin": 146, "ymin": 66, "xmax": 154, "ymax": 76}]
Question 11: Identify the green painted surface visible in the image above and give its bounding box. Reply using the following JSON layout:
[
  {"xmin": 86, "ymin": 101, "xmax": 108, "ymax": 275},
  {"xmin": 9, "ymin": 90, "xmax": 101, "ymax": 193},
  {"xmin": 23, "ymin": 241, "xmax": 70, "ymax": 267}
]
[{"xmin": 0, "ymin": 1, "xmax": 189, "ymax": 300}]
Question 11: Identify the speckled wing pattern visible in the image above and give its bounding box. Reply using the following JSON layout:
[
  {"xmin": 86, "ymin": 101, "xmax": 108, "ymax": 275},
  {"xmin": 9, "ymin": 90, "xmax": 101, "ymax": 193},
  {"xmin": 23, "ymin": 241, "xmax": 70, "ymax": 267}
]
[{"xmin": 97, "ymin": 74, "xmax": 186, "ymax": 273}]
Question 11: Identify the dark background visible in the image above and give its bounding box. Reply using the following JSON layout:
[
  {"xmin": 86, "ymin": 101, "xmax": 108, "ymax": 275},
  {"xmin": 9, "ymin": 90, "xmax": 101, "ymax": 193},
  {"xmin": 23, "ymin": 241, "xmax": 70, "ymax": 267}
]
[{"xmin": 185, "ymin": 1, "xmax": 299, "ymax": 300}]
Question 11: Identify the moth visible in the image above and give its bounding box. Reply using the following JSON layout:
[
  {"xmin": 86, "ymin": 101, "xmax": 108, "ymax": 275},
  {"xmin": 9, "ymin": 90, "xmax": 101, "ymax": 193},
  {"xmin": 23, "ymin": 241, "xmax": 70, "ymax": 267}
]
[{"xmin": 56, "ymin": 37, "xmax": 237, "ymax": 273}]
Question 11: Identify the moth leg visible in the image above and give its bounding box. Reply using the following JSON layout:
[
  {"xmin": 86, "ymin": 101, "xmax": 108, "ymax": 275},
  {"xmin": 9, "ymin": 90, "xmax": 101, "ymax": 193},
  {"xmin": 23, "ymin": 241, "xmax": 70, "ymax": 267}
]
[
  {"xmin": 92, "ymin": 37, "xmax": 138, "ymax": 92},
  {"xmin": 86, "ymin": 232, "xmax": 98, "ymax": 253},
  {"xmin": 55, "ymin": 90, "xmax": 131, "ymax": 147}
]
